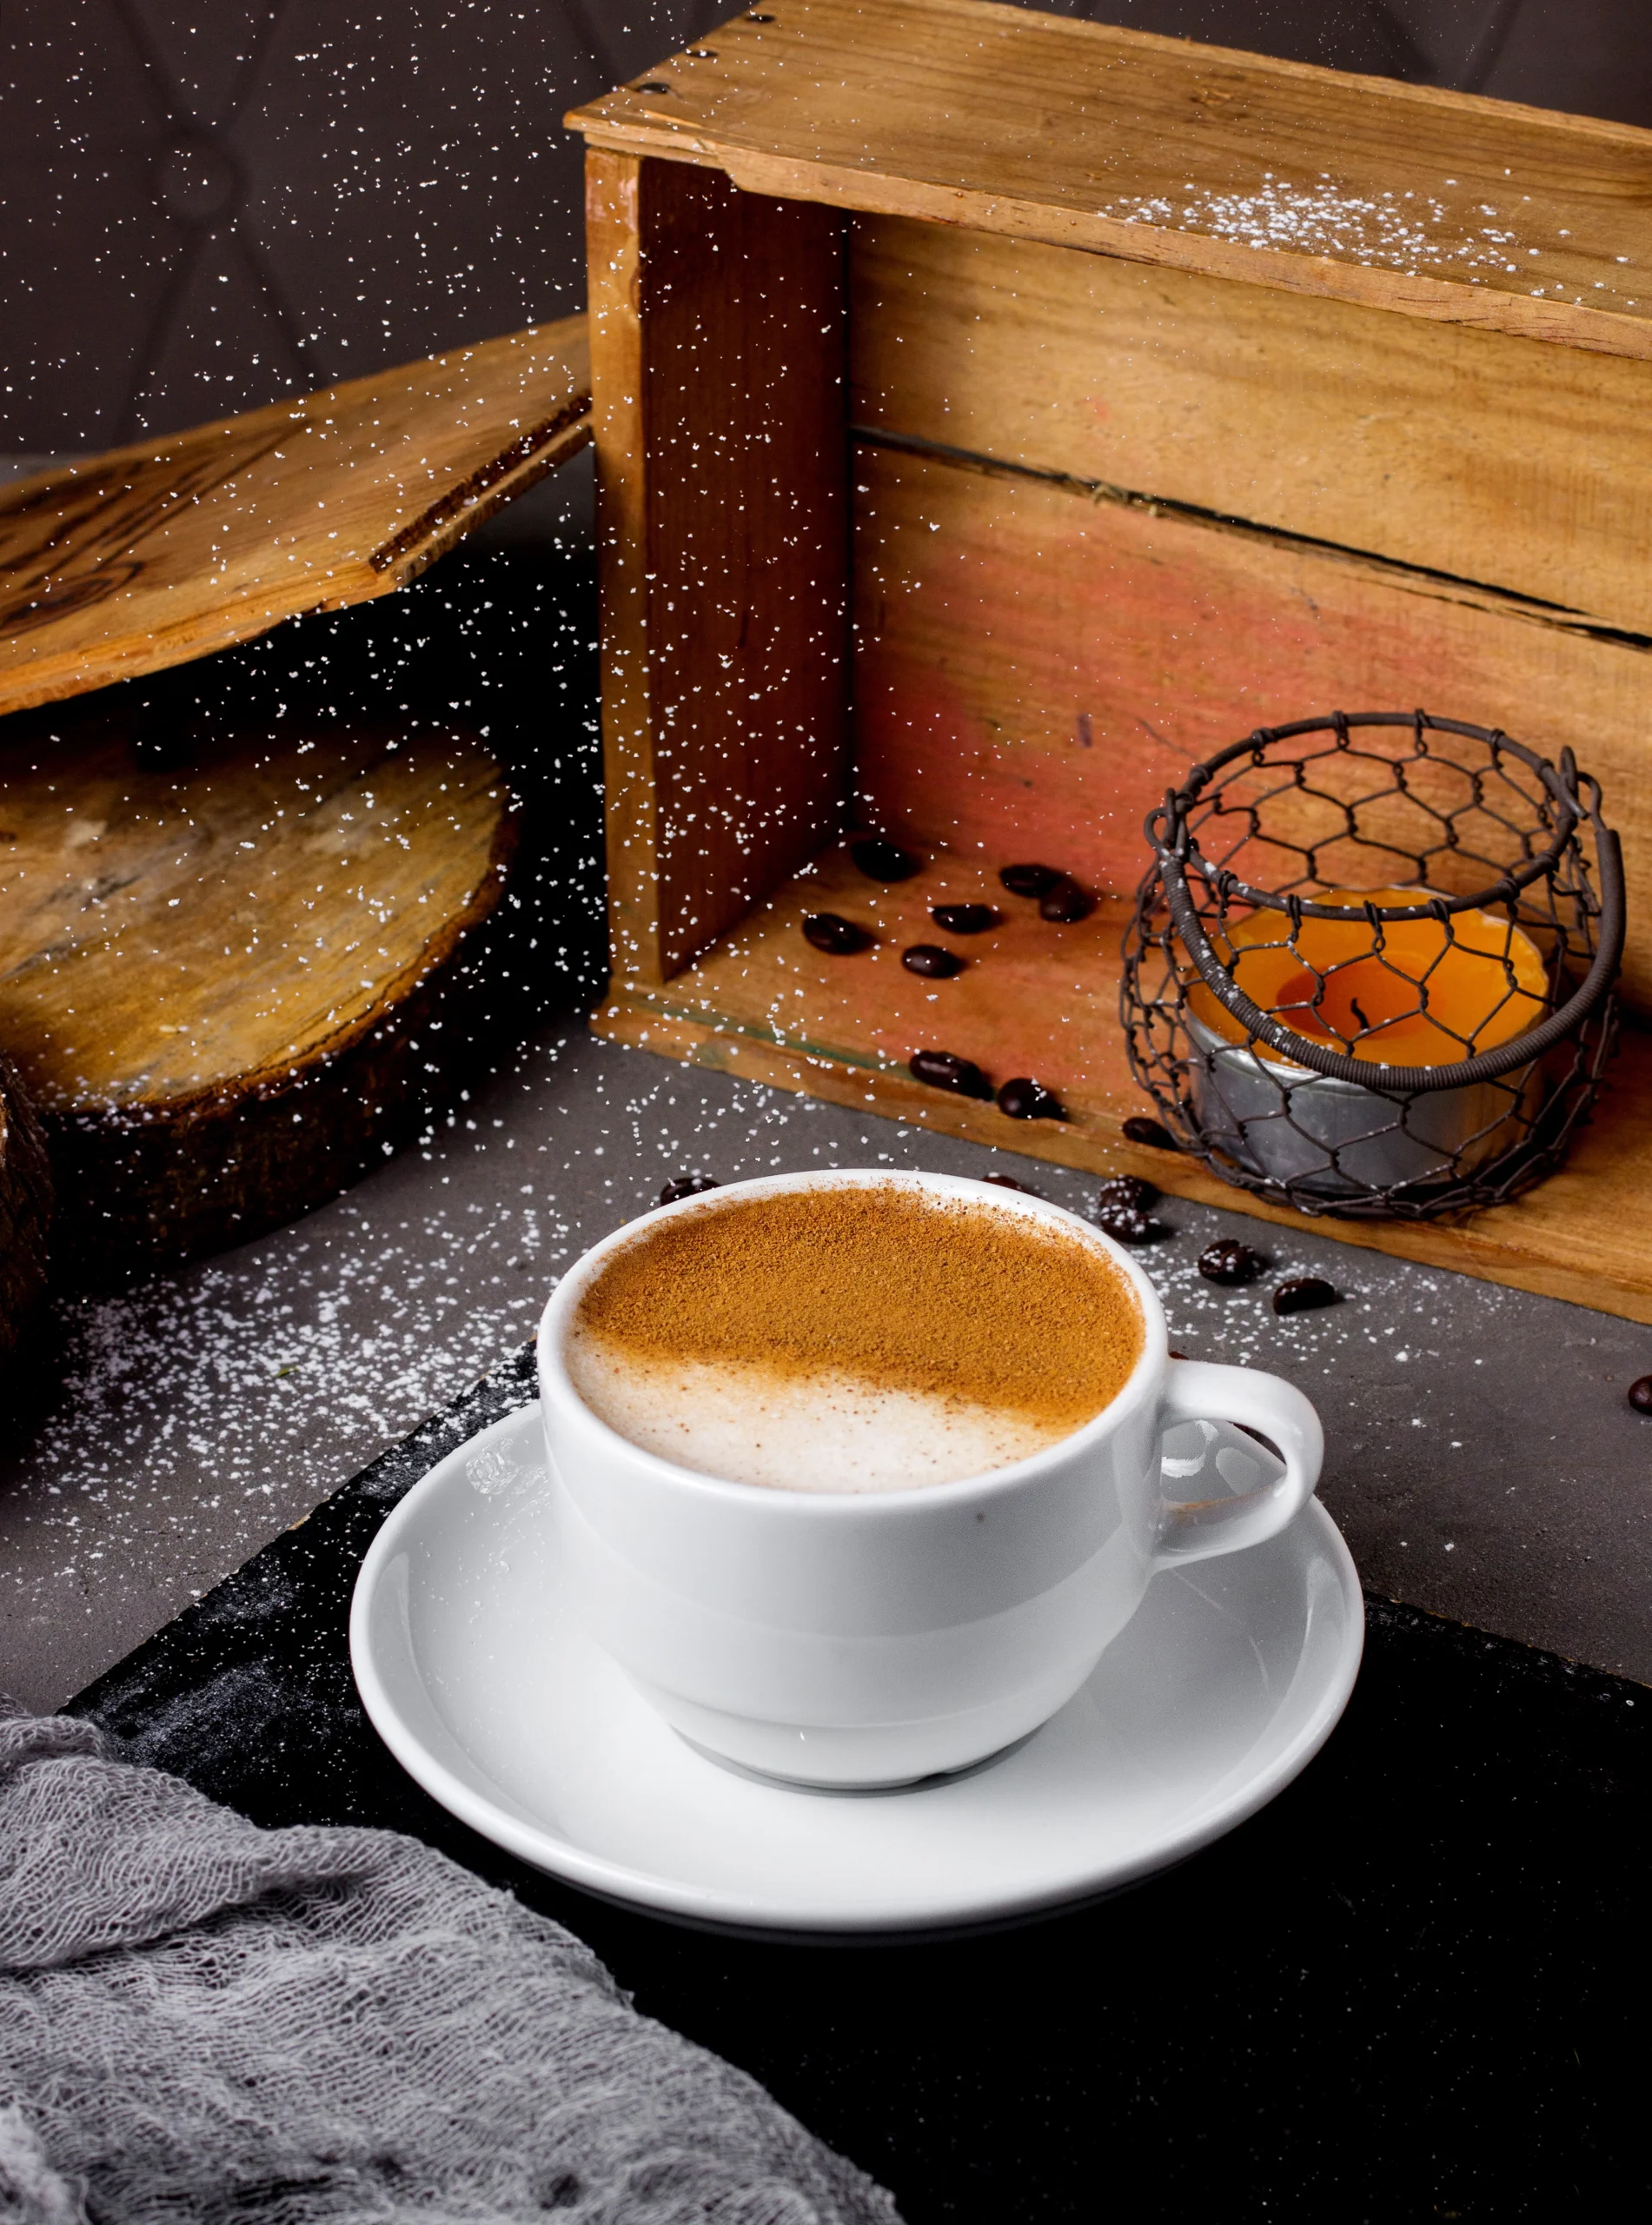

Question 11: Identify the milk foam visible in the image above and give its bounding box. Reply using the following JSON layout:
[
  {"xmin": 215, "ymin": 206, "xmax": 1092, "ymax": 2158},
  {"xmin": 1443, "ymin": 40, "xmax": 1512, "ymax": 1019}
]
[{"xmin": 566, "ymin": 1337, "xmax": 1071, "ymax": 1492}]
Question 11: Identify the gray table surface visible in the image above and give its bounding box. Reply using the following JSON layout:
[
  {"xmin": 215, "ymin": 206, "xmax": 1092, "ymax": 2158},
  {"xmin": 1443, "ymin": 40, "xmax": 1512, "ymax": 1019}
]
[{"xmin": 2, "ymin": 1004, "xmax": 1648, "ymax": 1711}]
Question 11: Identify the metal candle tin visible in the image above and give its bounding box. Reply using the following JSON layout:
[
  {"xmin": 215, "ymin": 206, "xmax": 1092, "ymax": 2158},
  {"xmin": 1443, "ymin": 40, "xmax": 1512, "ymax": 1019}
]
[{"xmin": 1180, "ymin": 1004, "xmax": 1539, "ymax": 1199}]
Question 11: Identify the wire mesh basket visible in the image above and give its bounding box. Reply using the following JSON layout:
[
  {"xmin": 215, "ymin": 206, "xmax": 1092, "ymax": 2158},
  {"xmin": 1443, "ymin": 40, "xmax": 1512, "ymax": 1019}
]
[{"xmin": 1121, "ymin": 711, "xmax": 1625, "ymax": 1219}]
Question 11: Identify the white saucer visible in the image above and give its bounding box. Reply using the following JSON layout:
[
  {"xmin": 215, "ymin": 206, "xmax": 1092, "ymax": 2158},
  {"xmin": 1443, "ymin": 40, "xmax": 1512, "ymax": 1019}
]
[{"xmin": 350, "ymin": 1403, "xmax": 1363, "ymax": 1934}]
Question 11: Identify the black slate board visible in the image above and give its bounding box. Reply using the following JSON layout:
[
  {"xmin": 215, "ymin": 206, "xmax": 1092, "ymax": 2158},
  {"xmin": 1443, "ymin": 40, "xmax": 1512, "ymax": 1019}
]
[{"xmin": 72, "ymin": 1350, "xmax": 1645, "ymax": 2224}]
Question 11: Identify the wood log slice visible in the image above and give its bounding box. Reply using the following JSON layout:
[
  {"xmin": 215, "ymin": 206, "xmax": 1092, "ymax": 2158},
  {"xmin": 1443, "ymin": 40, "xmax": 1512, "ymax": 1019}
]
[
  {"xmin": 0, "ymin": 1053, "xmax": 52, "ymax": 1359},
  {"xmin": 0, "ymin": 706, "xmax": 516, "ymax": 1282}
]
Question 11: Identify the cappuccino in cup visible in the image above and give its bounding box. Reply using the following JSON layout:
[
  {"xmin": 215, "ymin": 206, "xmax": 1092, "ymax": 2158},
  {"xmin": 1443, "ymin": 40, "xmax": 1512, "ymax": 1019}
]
[
  {"xmin": 566, "ymin": 1186, "xmax": 1144, "ymax": 1491},
  {"xmin": 539, "ymin": 1169, "xmax": 1323, "ymax": 1786}
]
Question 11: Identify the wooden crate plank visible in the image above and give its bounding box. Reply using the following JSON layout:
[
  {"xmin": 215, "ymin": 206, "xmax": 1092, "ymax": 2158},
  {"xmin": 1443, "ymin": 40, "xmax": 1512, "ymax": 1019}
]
[
  {"xmin": 590, "ymin": 837, "xmax": 1652, "ymax": 1326},
  {"xmin": 587, "ymin": 152, "xmax": 660, "ymax": 987},
  {"xmin": 0, "ymin": 317, "xmax": 590, "ymax": 716},
  {"xmin": 587, "ymin": 150, "xmax": 849, "ymax": 984},
  {"xmin": 568, "ymin": 0, "xmax": 1652, "ymax": 363},
  {"xmin": 851, "ymin": 441, "xmax": 1652, "ymax": 1009},
  {"xmin": 852, "ymin": 216, "xmax": 1652, "ymax": 640}
]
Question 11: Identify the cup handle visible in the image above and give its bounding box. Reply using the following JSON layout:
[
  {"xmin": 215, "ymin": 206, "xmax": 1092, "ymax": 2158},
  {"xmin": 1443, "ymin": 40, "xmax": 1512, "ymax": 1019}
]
[{"xmin": 1152, "ymin": 1359, "xmax": 1324, "ymax": 1568}]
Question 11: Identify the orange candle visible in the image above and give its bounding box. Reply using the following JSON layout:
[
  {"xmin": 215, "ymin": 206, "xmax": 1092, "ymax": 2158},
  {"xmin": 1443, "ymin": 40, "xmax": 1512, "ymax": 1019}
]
[{"xmin": 1187, "ymin": 887, "xmax": 1548, "ymax": 1066}]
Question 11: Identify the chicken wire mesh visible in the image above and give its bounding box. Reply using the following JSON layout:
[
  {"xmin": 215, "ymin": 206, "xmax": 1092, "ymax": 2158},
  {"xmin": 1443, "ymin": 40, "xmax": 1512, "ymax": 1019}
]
[{"xmin": 1121, "ymin": 711, "xmax": 1624, "ymax": 1219}]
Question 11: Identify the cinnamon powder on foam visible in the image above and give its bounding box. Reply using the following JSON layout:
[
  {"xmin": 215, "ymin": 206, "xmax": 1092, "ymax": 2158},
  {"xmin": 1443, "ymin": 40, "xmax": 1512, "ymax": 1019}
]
[{"xmin": 573, "ymin": 1190, "xmax": 1142, "ymax": 1431}]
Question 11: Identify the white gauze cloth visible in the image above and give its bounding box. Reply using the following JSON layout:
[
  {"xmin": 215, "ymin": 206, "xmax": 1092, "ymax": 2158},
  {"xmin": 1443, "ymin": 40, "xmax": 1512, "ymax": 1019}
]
[{"xmin": 0, "ymin": 1711, "xmax": 901, "ymax": 2225}]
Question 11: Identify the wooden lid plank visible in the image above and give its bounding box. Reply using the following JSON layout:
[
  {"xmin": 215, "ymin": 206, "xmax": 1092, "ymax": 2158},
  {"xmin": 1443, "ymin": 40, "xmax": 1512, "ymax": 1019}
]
[
  {"xmin": 568, "ymin": 0, "xmax": 1652, "ymax": 362},
  {"xmin": 0, "ymin": 315, "xmax": 590, "ymax": 717}
]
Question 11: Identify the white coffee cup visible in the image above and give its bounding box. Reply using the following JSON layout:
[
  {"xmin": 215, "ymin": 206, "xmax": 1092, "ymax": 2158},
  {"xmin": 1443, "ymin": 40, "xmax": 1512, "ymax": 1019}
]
[{"xmin": 536, "ymin": 1169, "xmax": 1323, "ymax": 1788}]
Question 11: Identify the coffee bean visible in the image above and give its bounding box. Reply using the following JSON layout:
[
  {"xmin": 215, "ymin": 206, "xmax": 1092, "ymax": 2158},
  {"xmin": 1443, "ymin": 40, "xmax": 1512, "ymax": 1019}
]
[
  {"xmin": 1272, "ymin": 1275, "xmax": 1338, "ymax": 1316},
  {"xmin": 982, "ymin": 1172, "xmax": 1042, "ymax": 1195},
  {"xmin": 1198, "ymin": 1238, "xmax": 1264, "ymax": 1287},
  {"xmin": 902, "ymin": 943, "xmax": 965, "ymax": 980},
  {"xmin": 908, "ymin": 1049, "xmax": 993, "ymax": 1099},
  {"xmin": 998, "ymin": 862, "xmax": 1063, "ymax": 899},
  {"xmin": 1038, "ymin": 876, "xmax": 1094, "ymax": 924},
  {"xmin": 1097, "ymin": 1175, "xmax": 1164, "ymax": 1242},
  {"xmin": 1123, "ymin": 1115, "xmax": 1177, "ymax": 1150},
  {"xmin": 660, "ymin": 1174, "xmax": 720, "ymax": 1205},
  {"xmin": 851, "ymin": 836, "xmax": 920, "ymax": 882},
  {"xmin": 931, "ymin": 903, "xmax": 1000, "ymax": 934},
  {"xmin": 802, "ymin": 911, "xmax": 872, "ymax": 955},
  {"xmin": 1097, "ymin": 1205, "xmax": 1161, "ymax": 1245},
  {"xmin": 1629, "ymin": 1376, "xmax": 1652, "ymax": 1415},
  {"xmin": 1097, "ymin": 1174, "xmax": 1158, "ymax": 1215},
  {"xmin": 997, "ymin": 1076, "xmax": 1064, "ymax": 1120}
]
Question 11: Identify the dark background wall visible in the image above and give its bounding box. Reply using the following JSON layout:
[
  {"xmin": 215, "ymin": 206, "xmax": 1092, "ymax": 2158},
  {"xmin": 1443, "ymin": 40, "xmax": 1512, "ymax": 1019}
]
[{"xmin": 4, "ymin": 1, "xmax": 1651, "ymax": 462}]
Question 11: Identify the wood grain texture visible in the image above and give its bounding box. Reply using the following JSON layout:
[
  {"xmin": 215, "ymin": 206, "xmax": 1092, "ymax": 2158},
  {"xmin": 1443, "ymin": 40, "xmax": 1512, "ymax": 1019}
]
[
  {"xmin": 852, "ymin": 216, "xmax": 1652, "ymax": 641},
  {"xmin": 568, "ymin": 0, "xmax": 1652, "ymax": 362},
  {"xmin": 0, "ymin": 1057, "xmax": 51, "ymax": 1362},
  {"xmin": 587, "ymin": 150, "xmax": 848, "ymax": 984},
  {"xmin": 0, "ymin": 318, "xmax": 590, "ymax": 717},
  {"xmin": 592, "ymin": 838, "xmax": 1652, "ymax": 1325},
  {"xmin": 0, "ymin": 708, "xmax": 515, "ymax": 1279},
  {"xmin": 852, "ymin": 442, "xmax": 1652, "ymax": 1009}
]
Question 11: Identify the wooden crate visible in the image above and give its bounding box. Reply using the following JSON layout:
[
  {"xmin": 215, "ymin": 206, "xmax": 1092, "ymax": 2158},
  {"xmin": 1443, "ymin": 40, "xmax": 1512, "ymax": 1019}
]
[{"xmin": 570, "ymin": 0, "xmax": 1652, "ymax": 1325}]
